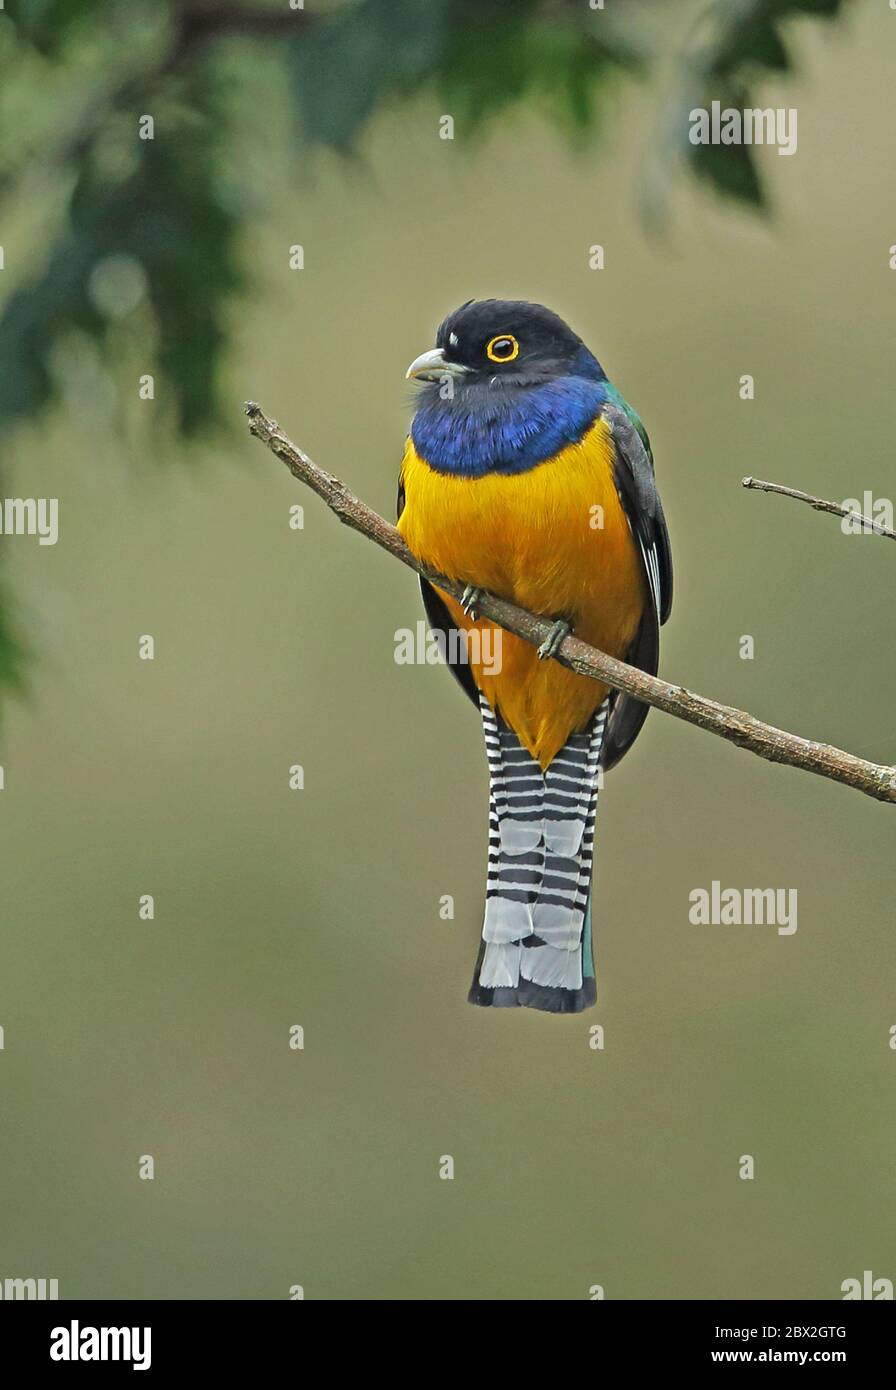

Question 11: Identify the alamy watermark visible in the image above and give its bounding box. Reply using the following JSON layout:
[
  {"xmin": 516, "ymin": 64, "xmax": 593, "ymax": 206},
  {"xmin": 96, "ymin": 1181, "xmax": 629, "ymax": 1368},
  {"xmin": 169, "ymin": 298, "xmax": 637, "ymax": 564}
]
[
  {"xmin": 394, "ymin": 620, "xmax": 502, "ymax": 674},
  {"xmin": 841, "ymin": 1270, "xmax": 893, "ymax": 1300},
  {"xmin": 689, "ymin": 881, "xmax": 798, "ymax": 936},
  {"xmin": 689, "ymin": 101, "xmax": 797, "ymax": 158},
  {"xmin": 50, "ymin": 1321, "xmax": 151, "ymax": 1371},
  {"xmin": 0, "ymin": 497, "xmax": 59, "ymax": 545},
  {"xmin": 840, "ymin": 492, "xmax": 893, "ymax": 535},
  {"xmin": 0, "ymin": 1275, "xmax": 59, "ymax": 1298}
]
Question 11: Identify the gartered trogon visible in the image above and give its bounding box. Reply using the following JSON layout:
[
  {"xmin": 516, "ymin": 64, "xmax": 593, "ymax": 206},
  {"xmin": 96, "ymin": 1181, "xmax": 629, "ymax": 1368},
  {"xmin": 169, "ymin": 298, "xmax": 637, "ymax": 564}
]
[{"xmin": 397, "ymin": 300, "xmax": 672, "ymax": 1014}]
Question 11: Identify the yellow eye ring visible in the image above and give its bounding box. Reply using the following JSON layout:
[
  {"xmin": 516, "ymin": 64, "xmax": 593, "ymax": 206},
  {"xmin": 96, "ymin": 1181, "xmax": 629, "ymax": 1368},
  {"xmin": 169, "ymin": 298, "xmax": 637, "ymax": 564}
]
[{"xmin": 486, "ymin": 334, "xmax": 519, "ymax": 363}]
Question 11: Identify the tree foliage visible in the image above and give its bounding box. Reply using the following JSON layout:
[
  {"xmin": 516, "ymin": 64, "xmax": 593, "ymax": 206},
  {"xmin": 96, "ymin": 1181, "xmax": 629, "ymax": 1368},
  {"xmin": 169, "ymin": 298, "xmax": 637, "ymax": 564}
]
[{"xmin": 0, "ymin": 0, "xmax": 852, "ymax": 698}]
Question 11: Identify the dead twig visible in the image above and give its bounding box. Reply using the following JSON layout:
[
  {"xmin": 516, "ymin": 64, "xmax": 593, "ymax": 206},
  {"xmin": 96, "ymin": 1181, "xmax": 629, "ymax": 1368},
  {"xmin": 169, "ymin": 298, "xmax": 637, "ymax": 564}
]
[{"xmin": 246, "ymin": 402, "xmax": 896, "ymax": 805}]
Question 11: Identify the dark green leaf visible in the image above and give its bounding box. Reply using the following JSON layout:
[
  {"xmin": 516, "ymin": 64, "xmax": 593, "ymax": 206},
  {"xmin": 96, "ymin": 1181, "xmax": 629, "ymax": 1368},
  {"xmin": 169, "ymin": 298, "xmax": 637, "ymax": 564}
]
[
  {"xmin": 0, "ymin": 61, "xmax": 243, "ymax": 436},
  {"xmin": 0, "ymin": 579, "xmax": 29, "ymax": 700}
]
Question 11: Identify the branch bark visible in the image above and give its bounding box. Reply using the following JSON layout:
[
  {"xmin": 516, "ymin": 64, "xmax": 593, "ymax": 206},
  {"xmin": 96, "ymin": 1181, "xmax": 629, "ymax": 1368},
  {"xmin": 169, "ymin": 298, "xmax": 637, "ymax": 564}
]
[
  {"xmin": 246, "ymin": 402, "xmax": 896, "ymax": 806},
  {"xmin": 742, "ymin": 475, "xmax": 896, "ymax": 541}
]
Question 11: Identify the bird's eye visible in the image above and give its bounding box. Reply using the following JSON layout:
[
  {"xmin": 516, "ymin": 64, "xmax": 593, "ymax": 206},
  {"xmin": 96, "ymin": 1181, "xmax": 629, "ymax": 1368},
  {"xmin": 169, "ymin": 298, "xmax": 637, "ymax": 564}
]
[{"xmin": 486, "ymin": 334, "xmax": 519, "ymax": 363}]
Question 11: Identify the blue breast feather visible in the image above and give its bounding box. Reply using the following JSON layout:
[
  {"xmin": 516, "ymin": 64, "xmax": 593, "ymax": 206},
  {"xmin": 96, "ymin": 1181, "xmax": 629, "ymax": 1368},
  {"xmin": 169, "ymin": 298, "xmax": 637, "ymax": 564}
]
[{"xmin": 411, "ymin": 352, "xmax": 617, "ymax": 478}]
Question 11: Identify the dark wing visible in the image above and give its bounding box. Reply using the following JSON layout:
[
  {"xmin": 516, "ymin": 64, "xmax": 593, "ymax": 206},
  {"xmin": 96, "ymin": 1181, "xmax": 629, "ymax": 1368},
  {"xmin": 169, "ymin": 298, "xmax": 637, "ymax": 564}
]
[
  {"xmin": 397, "ymin": 473, "xmax": 479, "ymax": 706},
  {"xmin": 599, "ymin": 402, "xmax": 673, "ymax": 770}
]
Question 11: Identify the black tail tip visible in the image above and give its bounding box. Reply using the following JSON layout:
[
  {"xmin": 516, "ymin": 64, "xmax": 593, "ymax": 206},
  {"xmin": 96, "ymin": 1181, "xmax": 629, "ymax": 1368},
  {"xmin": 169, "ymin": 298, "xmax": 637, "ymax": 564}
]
[{"xmin": 468, "ymin": 977, "xmax": 597, "ymax": 1014}]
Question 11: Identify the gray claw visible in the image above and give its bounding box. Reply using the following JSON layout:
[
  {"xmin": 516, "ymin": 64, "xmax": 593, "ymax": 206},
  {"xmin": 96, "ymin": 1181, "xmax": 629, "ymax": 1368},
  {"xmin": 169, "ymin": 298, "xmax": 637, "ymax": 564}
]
[
  {"xmin": 461, "ymin": 585, "xmax": 484, "ymax": 620},
  {"xmin": 537, "ymin": 619, "xmax": 572, "ymax": 661}
]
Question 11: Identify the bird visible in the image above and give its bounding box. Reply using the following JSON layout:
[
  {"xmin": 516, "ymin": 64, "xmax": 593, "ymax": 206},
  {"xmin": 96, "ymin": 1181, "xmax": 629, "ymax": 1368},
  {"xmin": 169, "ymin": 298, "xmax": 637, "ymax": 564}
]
[{"xmin": 397, "ymin": 300, "xmax": 672, "ymax": 1014}]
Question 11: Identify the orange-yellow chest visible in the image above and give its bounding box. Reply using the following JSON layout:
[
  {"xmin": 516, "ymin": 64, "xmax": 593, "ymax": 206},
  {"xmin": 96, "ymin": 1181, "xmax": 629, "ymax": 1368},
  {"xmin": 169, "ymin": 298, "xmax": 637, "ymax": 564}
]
[{"xmin": 397, "ymin": 416, "xmax": 645, "ymax": 766}]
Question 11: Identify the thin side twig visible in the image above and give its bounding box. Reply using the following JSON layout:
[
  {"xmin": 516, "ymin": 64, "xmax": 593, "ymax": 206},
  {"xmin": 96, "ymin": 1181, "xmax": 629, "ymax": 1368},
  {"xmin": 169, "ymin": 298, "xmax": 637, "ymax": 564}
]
[
  {"xmin": 246, "ymin": 402, "xmax": 896, "ymax": 806},
  {"xmin": 742, "ymin": 476, "xmax": 896, "ymax": 541}
]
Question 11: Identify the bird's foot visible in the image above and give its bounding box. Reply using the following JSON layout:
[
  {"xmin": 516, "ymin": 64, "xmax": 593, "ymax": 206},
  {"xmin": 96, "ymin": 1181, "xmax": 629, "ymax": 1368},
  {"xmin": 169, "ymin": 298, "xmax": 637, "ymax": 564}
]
[
  {"xmin": 461, "ymin": 585, "xmax": 484, "ymax": 620},
  {"xmin": 537, "ymin": 619, "xmax": 572, "ymax": 661}
]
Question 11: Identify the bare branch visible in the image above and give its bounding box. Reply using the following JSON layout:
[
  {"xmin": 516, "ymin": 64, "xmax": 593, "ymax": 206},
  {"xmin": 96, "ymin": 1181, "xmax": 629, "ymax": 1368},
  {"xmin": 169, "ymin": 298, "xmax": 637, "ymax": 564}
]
[
  {"xmin": 177, "ymin": 3, "xmax": 311, "ymax": 48},
  {"xmin": 246, "ymin": 402, "xmax": 896, "ymax": 806},
  {"xmin": 742, "ymin": 476, "xmax": 896, "ymax": 541}
]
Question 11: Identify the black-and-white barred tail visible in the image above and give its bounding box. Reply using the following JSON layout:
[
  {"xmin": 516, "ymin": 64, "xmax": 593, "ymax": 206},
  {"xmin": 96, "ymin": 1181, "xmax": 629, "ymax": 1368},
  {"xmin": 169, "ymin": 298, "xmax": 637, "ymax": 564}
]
[{"xmin": 468, "ymin": 694, "xmax": 609, "ymax": 1013}]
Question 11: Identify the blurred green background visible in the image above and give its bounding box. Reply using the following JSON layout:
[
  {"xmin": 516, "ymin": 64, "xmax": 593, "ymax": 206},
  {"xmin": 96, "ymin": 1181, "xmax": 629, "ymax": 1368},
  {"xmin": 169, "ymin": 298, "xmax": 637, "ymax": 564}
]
[{"xmin": 1, "ymin": 0, "xmax": 895, "ymax": 1300}]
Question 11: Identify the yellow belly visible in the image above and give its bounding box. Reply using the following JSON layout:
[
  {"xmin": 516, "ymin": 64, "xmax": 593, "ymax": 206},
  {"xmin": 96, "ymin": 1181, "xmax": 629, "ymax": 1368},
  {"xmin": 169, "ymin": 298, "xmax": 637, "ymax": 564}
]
[{"xmin": 397, "ymin": 416, "xmax": 646, "ymax": 768}]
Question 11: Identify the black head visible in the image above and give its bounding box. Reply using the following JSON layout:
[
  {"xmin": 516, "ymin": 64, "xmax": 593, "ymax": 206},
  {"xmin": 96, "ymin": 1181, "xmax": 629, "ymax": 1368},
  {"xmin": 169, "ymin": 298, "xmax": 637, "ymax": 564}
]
[{"xmin": 406, "ymin": 299, "xmax": 604, "ymax": 387}]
